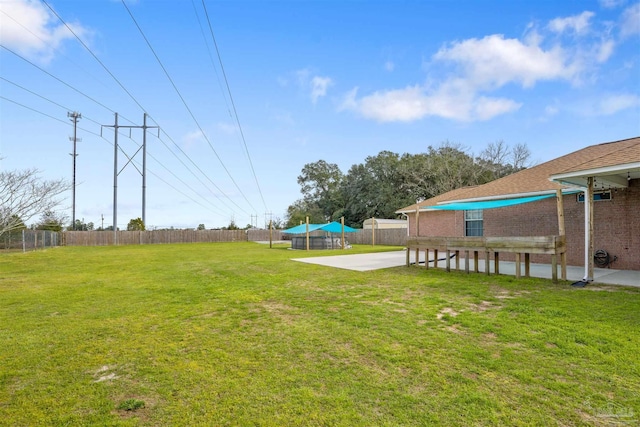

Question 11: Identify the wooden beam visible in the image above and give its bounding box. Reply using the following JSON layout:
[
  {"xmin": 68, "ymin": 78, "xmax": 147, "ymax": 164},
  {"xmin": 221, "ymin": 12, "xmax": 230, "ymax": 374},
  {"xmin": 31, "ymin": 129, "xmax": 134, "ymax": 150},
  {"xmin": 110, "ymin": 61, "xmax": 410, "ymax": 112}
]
[
  {"xmin": 494, "ymin": 252, "xmax": 500, "ymax": 275},
  {"xmin": 474, "ymin": 251, "xmax": 479, "ymax": 273},
  {"xmin": 446, "ymin": 250, "xmax": 451, "ymax": 272},
  {"xmin": 525, "ymin": 253, "xmax": 530, "ymax": 277},
  {"xmin": 515, "ymin": 253, "xmax": 521, "ymax": 278},
  {"xmin": 485, "ymin": 251, "xmax": 490, "ymax": 275},
  {"xmin": 465, "ymin": 250, "xmax": 470, "ymax": 274}
]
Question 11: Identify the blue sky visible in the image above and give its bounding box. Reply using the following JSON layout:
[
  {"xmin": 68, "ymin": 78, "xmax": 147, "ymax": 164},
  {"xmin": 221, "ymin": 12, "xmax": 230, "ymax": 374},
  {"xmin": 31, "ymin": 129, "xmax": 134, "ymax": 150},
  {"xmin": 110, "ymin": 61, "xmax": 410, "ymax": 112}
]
[{"xmin": 1, "ymin": 0, "xmax": 639, "ymax": 229}]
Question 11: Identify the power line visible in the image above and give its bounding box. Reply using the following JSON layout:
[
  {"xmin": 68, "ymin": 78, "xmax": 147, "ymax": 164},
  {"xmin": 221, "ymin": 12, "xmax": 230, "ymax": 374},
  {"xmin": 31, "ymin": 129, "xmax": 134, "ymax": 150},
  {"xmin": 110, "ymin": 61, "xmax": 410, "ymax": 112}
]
[
  {"xmin": 121, "ymin": 0, "xmax": 258, "ymax": 214},
  {"xmin": 41, "ymin": 0, "xmax": 147, "ymax": 114},
  {"xmin": 0, "ymin": 45, "xmax": 119, "ymax": 118},
  {"xmin": 38, "ymin": 0, "xmax": 255, "ymax": 217},
  {"xmin": 3, "ymin": 13, "xmax": 241, "ymax": 217},
  {"xmin": 0, "ymin": 9, "xmax": 111, "ymax": 92},
  {"xmin": 201, "ymin": 0, "xmax": 269, "ymax": 212},
  {"xmin": 1, "ymin": 76, "xmax": 236, "ymax": 216},
  {"xmin": 0, "ymin": 95, "xmax": 232, "ymax": 220}
]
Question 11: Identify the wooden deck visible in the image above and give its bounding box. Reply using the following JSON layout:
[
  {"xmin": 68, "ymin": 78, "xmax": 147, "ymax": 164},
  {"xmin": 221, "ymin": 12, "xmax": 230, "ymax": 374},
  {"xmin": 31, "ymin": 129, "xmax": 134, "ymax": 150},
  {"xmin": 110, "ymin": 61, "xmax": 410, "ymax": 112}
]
[{"xmin": 406, "ymin": 236, "xmax": 567, "ymax": 282}]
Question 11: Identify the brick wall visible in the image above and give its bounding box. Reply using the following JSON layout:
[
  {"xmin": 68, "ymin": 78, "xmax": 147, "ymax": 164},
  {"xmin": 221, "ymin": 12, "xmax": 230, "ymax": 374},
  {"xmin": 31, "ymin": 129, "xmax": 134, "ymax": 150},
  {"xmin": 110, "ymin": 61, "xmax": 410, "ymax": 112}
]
[{"xmin": 407, "ymin": 179, "xmax": 639, "ymax": 270}]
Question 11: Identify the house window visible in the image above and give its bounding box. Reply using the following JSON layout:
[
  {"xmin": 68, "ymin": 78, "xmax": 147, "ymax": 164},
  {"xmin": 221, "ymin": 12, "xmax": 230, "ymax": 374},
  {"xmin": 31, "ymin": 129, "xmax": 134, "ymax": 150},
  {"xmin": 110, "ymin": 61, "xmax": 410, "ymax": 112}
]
[{"xmin": 464, "ymin": 209, "xmax": 483, "ymax": 237}]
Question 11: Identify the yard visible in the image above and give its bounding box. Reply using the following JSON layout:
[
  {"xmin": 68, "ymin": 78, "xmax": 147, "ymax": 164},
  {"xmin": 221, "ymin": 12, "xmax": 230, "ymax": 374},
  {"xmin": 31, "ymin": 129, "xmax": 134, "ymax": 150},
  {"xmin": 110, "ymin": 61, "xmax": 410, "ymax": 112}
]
[{"xmin": 1, "ymin": 242, "xmax": 638, "ymax": 426}]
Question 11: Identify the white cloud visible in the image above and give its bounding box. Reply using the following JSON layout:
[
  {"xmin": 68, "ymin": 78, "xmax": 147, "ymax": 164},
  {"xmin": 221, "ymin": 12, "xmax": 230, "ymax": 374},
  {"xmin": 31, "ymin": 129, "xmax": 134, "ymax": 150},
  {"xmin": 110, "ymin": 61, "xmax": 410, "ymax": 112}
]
[
  {"xmin": 596, "ymin": 39, "xmax": 616, "ymax": 62},
  {"xmin": 340, "ymin": 11, "xmax": 625, "ymax": 123},
  {"xmin": 595, "ymin": 93, "xmax": 640, "ymax": 114},
  {"xmin": 0, "ymin": 0, "xmax": 87, "ymax": 63},
  {"xmin": 472, "ymin": 97, "xmax": 523, "ymax": 121},
  {"xmin": 340, "ymin": 81, "xmax": 521, "ymax": 123},
  {"xmin": 310, "ymin": 76, "xmax": 333, "ymax": 104},
  {"xmin": 292, "ymin": 69, "xmax": 333, "ymax": 103},
  {"xmin": 545, "ymin": 104, "xmax": 560, "ymax": 116},
  {"xmin": 548, "ymin": 11, "xmax": 595, "ymax": 35},
  {"xmin": 182, "ymin": 130, "xmax": 204, "ymax": 149},
  {"xmin": 434, "ymin": 34, "xmax": 580, "ymax": 89},
  {"xmin": 620, "ymin": 3, "xmax": 640, "ymax": 38},
  {"xmin": 599, "ymin": 0, "xmax": 627, "ymax": 9}
]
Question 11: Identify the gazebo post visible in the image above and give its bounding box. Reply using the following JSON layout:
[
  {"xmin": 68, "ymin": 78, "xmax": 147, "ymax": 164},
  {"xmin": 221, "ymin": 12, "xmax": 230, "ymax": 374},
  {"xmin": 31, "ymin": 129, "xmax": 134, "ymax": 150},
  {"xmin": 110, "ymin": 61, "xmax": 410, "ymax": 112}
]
[{"xmin": 306, "ymin": 216, "xmax": 310, "ymax": 251}]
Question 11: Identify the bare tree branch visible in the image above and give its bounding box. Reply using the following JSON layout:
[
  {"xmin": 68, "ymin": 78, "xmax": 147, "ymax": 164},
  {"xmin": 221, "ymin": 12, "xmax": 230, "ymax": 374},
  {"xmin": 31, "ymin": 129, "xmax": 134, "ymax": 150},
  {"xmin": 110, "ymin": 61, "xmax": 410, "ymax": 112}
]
[{"xmin": 0, "ymin": 168, "xmax": 70, "ymax": 237}]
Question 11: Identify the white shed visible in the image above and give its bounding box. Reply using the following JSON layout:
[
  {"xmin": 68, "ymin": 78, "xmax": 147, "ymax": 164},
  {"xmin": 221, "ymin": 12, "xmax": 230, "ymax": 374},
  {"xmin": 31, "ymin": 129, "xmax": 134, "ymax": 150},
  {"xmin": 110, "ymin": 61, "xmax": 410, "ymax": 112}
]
[{"xmin": 362, "ymin": 218, "xmax": 408, "ymax": 230}]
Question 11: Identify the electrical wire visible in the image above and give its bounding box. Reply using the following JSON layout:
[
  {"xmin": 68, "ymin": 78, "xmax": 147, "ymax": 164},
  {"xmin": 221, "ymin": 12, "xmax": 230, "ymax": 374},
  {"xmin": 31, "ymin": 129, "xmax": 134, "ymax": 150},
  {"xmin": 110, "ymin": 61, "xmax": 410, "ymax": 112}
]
[
  {"xmin": 120, "ymin": 0, "xmax": 258, "ymax": 214},
  {"xmin": 3, "ymin": 2, "xmax": 262, "ymax": 224},
  {"xmin": 41, "ymin": 0, "xmax": 148, "ymax": 115},
  {"xmin": 200, "ymin": 0, "xmax": 268, "ymax": 212},
  {"xmin": 0, "ymin": 93, "xmax": 231, "ymax": 219},
  {"xmin": 38, "ymin": 0, "xmax": 256, "ymax": 217}
]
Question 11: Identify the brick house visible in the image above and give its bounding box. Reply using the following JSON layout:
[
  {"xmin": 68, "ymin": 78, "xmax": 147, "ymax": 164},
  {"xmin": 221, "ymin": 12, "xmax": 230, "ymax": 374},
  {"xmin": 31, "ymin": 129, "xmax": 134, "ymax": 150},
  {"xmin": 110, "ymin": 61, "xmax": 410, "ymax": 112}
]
[{"xmin": 396, "ymin": 137, "xmax": 640, "ymax": 274}]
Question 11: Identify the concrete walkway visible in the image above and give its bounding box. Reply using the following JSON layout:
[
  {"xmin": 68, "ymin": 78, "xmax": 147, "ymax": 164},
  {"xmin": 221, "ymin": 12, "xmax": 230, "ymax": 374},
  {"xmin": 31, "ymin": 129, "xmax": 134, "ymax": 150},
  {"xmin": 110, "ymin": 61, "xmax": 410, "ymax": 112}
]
[{"xmin": 292, "ymin": 250, "xmax": 640, "ymax": 287}]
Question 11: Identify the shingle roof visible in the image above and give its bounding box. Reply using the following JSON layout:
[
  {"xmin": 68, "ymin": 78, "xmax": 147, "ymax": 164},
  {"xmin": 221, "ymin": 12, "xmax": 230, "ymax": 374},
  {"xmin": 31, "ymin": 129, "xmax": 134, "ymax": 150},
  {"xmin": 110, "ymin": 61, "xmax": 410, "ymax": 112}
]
[{"xmin": 396, "ymin": 136, "xmax": 640, "ymax": 213}]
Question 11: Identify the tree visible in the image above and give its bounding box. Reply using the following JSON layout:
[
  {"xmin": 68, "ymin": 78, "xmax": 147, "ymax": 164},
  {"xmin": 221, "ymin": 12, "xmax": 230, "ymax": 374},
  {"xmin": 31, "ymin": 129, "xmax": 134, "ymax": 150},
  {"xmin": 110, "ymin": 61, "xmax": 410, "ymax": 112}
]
[
  {"xmin": 127, "ymin": 217, "xmax": 145, "ymax": 231},
  {"xmin": 297, "ymin": 160, "xmax": 344, "ymax": 221},
  {"xmin": 223, "ymin": 220, "xmax": 240, "ymax": 230},
  {"xmin": 70, "ymin": 219, "xmax": 94, "ymax": 231},
  {"xmin": 197, "ymin": 224, "xmax": 206, "ymax": 230},
  {"xmin": 0, "ymin": 168, "xmax": 69, "ymax": 238},
  {"xmin": 478, "ymin": 140, "xmax": 532, "ymax": 181},
  {"xmin": 35, "ymin": 210, "xmax": 67, "ymax": 232},
  {"xmin": 285, "ymin": 199, "xmax": 325, "ymax": 228}
]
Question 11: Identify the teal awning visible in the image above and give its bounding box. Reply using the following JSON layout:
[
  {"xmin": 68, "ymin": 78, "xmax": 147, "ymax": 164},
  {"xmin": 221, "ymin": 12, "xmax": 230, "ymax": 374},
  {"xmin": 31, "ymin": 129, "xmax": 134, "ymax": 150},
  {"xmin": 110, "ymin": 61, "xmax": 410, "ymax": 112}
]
[
  {"xmin": 282, "ymin": 221, "xmax": 358, "ymax": 234},
  {"xmin": 426, "ymin": 193, "xmax": 557, "ymax": 211}
]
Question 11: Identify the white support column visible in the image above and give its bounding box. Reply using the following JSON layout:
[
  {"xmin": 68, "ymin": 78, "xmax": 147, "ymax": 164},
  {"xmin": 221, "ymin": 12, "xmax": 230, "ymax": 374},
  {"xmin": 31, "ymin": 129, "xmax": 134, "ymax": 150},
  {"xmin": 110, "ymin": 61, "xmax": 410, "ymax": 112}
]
[{"xmin": 583, "ymin": 177, "xmax": 594, "ymax": 282}]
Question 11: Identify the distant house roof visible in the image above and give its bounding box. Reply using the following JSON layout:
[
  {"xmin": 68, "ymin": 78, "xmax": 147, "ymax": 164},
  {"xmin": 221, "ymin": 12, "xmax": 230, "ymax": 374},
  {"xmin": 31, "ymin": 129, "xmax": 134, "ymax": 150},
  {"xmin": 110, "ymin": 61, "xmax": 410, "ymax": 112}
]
[{"xmin": 396, "ymin": 136, "xmax": 640, "ymax": 213}]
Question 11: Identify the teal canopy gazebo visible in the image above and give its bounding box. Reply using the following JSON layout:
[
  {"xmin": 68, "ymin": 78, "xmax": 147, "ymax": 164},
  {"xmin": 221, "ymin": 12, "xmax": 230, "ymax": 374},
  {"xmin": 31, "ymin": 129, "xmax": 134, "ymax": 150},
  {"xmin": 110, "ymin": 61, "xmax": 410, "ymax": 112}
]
[{"xmin": 282, "ymin": 221, "xmax": 357, "ymax": 250}]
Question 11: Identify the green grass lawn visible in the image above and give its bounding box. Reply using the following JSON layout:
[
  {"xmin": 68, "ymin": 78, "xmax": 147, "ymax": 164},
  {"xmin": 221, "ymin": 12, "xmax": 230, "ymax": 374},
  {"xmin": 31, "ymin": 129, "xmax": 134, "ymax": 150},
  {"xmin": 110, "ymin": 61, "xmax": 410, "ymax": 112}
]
[{"xmin": 1, "ymin": 242, "xmax": 639, "ymax": 426}]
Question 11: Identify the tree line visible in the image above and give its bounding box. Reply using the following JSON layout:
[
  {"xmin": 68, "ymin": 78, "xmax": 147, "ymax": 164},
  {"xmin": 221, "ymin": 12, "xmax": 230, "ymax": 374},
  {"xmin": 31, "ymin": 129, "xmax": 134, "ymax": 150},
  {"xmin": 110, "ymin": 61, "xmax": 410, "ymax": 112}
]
[{"xmin": 286, "ymin": 141, "xmax": 531, "ymax": 228}]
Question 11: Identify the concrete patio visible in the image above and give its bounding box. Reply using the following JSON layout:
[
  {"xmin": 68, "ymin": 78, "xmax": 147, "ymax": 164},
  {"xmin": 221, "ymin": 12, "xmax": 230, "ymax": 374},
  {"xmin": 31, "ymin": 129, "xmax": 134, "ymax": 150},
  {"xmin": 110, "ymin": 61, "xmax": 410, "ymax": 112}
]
[{"xmin": 292, "ymin": 250, "xmax": 640, "ymax": 287}]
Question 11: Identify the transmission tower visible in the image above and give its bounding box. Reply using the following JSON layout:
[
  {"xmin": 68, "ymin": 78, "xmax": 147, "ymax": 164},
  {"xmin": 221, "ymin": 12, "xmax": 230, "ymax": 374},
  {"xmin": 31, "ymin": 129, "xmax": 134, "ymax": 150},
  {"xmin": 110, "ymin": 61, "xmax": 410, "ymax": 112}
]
[
  {"xmin": 68, "ymin": 111, "xmax": 81, "ymax": 230},
  {"xmin": 102, "ymin": 113, "xmax": 158, "ymax": 243}
]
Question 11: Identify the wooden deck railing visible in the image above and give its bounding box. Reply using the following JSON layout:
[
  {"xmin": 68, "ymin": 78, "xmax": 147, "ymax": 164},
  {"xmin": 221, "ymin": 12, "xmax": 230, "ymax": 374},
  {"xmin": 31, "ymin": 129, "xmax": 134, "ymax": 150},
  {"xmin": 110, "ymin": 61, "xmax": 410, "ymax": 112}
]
[{"xmin": 406, "ymin": 236, "xmax": 566, "ymax": 282}]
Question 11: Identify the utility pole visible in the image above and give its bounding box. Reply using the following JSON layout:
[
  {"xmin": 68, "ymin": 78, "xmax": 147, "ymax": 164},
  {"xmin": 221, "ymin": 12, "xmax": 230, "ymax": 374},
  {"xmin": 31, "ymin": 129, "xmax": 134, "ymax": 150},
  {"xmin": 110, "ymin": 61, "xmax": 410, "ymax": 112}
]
[
  {"xmin": 68, "ymin": 111, "xmax": 81, "ymax": 230},
  {"xmin": 264, "ymin": 211, "xmax": 272, "ymax": 229},
  {"xmin": 102, "ymin": 113, "xmax": 158, "ymax": 244}
]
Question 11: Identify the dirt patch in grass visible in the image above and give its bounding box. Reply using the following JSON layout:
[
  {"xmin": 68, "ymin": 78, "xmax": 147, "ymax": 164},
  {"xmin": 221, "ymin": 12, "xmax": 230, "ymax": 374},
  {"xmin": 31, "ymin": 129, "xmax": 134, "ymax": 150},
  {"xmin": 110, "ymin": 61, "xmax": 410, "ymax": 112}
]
[
  {"xmin": 261, "ymin": 301, "xmax": 299, "ymax": 325},
  {"xmin": 92, "ymin": 365, "xmax": 120, "ymax": 383},
  {"xmin": 437, "ymin": 307, "xmax": 459, "ymax": 319}
]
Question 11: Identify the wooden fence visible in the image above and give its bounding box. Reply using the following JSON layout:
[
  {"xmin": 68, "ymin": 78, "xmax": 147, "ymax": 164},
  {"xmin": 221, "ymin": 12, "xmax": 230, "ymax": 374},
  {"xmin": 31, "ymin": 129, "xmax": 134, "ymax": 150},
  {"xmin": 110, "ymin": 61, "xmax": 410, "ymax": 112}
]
[
  {"xmin": 62, "ymin": 228, "xmax": 408, "ymax": 247},
  {"xmin": 349, "ymin": 228, "xmax": 408, "ymax": 246},
  {"xmin": 63, "ymin": 230, "xmax": 247, "ymax": 246}
]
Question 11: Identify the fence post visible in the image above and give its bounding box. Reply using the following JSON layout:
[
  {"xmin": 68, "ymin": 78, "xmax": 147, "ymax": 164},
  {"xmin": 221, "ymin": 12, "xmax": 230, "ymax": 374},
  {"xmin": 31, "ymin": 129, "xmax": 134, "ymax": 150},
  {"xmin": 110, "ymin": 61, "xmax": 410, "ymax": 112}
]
[{"xmin": 22, "ymin": 229, "xmax": 26, "ymax": 252}]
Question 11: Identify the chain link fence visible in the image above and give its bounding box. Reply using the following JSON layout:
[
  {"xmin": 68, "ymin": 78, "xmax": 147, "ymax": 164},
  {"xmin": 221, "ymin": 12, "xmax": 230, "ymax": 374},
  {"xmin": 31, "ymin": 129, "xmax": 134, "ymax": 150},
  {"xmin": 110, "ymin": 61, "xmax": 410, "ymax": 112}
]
[{"xmin": 1, "ymin": 230, "xmax": 60, "ymax": 252}]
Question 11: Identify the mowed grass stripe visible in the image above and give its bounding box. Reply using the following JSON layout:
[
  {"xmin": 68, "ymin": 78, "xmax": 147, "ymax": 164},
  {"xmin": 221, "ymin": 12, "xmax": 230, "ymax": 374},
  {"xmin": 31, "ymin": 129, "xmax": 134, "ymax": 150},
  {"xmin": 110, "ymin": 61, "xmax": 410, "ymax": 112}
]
[{"xmin": 1, "ymin": 242, "xmax": 638, "ymax": 426}]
